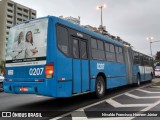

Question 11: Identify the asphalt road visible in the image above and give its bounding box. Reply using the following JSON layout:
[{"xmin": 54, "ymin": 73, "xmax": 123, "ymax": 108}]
[{"xmin": 0, "ymin": 78, "xmax": 159, "ymax": 120}]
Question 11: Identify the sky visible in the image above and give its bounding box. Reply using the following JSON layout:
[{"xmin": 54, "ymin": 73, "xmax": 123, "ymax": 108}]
[{"xmin": 13, "ymin": 0, "xmax": 160, "ymax": 56}]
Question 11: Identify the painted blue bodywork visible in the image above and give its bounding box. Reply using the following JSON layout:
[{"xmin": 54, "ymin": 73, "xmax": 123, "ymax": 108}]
[
  {"xmin": 133, "ymin": 64, "xmax": 153, "ymax": 83},
  {"xmin": 4, "ymin": 16, "xmax": 152, "ymax": 98}
]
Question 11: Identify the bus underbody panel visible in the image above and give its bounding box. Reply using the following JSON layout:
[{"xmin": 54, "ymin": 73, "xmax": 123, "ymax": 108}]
[{"xmin": 4, "ymin": 80, "xmax": 73, "ymax": 97}]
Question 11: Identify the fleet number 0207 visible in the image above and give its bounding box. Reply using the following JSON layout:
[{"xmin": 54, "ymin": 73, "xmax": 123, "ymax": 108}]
[{"xmin": 29, "ymin": 68, "xmax": 44, "ymax": 76}]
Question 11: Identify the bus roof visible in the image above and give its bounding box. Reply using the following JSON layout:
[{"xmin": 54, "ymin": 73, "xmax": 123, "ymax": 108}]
[
  {"xmin": 55, "ymin": 16, "xmax": 123, "ymax": 46},
  {"xmin": 133, "ymin": 49, "xmax": 152, "ymax": 58},
  {"xmin": 11, "ymin": 15, "xmax": 124, "ymax": 46}
]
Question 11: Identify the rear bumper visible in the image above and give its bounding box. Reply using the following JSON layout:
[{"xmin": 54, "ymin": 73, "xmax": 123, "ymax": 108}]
[
  {"xmin": 3, "ymin": 80, "xmax": 72, "ymax": 98},
  {"xmin": 4, "ymin": 81, "xmax": 51, "ymax": 95}
]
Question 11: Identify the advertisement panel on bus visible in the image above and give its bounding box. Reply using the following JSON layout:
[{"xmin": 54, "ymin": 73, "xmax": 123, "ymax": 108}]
[{"xmin": 6, "ymin": 18, "xmax": 48, "ymax": 67}]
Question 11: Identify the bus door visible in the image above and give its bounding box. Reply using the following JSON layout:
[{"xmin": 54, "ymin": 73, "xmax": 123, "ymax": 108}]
[
  {"xmin": 72, "ymin": 37, "xmax": 89, "ymax": 94},
  {"xmin": 139, "ymin": 54, "xmax": 145, "ymax": 80}
]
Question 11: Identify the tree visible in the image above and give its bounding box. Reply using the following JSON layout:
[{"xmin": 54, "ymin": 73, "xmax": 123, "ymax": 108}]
[
  {"xmin": 0, "ymin": 60, "xmax": 5, "ymax": 75},
  {"xmin": 155, "ymin": 51, "xmax": 160, "ymax": 66}
]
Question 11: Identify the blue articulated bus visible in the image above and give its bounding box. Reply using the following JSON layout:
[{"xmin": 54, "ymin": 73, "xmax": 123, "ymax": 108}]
[{"xmin": 4, "ymin": 16, "xmax": 154, "ymax": 98}]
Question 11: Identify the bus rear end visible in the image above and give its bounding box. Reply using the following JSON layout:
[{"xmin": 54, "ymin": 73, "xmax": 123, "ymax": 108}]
[{"xmin": 4, "ymin": 17, "xmax": 57, "ymax": 97}]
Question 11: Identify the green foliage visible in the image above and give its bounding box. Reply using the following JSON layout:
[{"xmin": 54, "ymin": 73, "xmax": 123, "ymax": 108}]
[
  {"xmin": 156, "ymin": 62, "xmax": 160, "ymax": 66},
  {"xmin": 155, "ymin": 51, "xmax": 160, "ymax": 61},
  {"xmin": 155, "ymin": 51, "xmax": 160, "ymax": 66},
  {"xmin": 0, "ymin": 60, "xmax": 5, "ymax": 75}
]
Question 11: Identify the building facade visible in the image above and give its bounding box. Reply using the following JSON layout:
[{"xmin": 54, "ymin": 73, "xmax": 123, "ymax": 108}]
[{"xmin": 0, "ymin": 0, "xmax": 36, "ymax": 61}]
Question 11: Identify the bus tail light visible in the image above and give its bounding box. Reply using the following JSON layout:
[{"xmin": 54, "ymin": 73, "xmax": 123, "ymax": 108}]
[{"xmin": 45, "ymin": 63, "xmax": 54, "ymax": 78}]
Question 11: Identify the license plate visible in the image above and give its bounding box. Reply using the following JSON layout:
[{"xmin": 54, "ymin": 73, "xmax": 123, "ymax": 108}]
[{"xmin": 20, "ymin": 87, "xmax": 28, "ymax": 92}]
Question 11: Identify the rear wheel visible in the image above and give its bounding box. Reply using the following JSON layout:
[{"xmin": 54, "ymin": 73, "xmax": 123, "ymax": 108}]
[
  {"xmin": 95, "ymin": 76, "xmax": 105, "ymax": 98},
  {"xmin": 149, "ymin": 73, "xmax": 153, "ymax": 83},
  {"xmin": 136, "ymin": 74, "xmax": 140, "ymax": 86}
]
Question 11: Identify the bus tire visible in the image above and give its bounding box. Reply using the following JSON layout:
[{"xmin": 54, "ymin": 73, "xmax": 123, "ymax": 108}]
[
  {"xmin": 136, "ymin": 74, "xmax": 140, "ymax": 86},
  {"xmin": 149, "ymin": 73, "xmax": 153, "ymax": 83},
  {"xmin": 95, "ymin": 76, "xmax": 105, "ymax": 98}
]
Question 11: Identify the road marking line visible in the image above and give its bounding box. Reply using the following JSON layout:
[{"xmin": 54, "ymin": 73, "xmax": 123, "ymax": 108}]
[
  {"xmin": 106, "ymin": 99, "xmax": 151, "ymax": 108},
  {"xmin": 72, "ymin": 109, "xmax": 87, "ymax": 120},
  {"xmin": 50, "ymin": 83, "xmax": 157, "ymax": 120},
  {"xmin": 139, "ymin": 100, "xmax": 160, "ymax": 112},
  {"xmin": 36, "ymin": 95, "xmax": 44, "ymax": 97},
  {"xmin": 125, "ymin": 93, "xmax": 160, "ymax": 99},
  {"xmin": 136, "ymin": 89, "xmax": 160, "ymax": 93},
  {"xmin": 128, "ymin": 100, "xmax": 160, "ymax": 120}
]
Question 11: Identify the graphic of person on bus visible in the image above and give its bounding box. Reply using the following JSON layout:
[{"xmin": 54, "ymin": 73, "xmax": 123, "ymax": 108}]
[
  {"xmin": 11, "ymin": 31, "xmax": 25, "ymax": 59},
  {"xmin": 25, "ymin": 31, "xmax": 38, "ymax": 58}
]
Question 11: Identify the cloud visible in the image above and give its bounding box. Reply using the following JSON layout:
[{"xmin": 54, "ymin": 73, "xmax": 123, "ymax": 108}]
[
  {"xmin": 12, "ymin": 0, "xmax": 160, "ymax": 55},
  {"xmin": 104, "ymin": 0, "xmax": 160, "ymax": 55}
]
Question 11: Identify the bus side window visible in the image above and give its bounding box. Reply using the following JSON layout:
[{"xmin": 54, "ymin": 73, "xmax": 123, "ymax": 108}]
[
  {"xmin": 149, "ymin": 58, "xmax": 153, "ymax": 66},
  {"xmin": 144, "ymin": 56, "xmax": 147, "ymax": 66},
  {"xmin": 73, "ymin": 39, "xmax": 80, "ymax": 58},
  {"xmin": 91, "ymin": 38, "xmax": 97, "ymax": 49},
  {"xmin": 108, "ymin": 44, "xmax": 116, "ymax": 61},
  {"xmin": 91, "ymin": 38, "xmax": 105, "ymax": 60},
  {"xmin": 81, "ymin": 41, "xmax": 88, "ymax": 59},
  {"xmin": 134, "ymin": 52, "xmax": 139, "ymax": 64},
  {"xmin": 57, "ymin": 25, "xmax": 69, "ymax": 56},
  {"xmin": 97, "ymin": 40, "xmax": 105, "ymax": 60},
  {"xmin": 139, "ymin": 54, "xmax": 143, "ymax": 66},
  {"xmin": 97, "ymin": 40, "xmax": 104, "ymax": 50},
  {"xmin": 142, "ymin": 55, "xmax": 145, "ymax": 66},
  {"xmin": 105, "ymin": 42, "xmax": 109, "ymax": 52},
  {"xmin": 116, "ymin": 46, "xmax": 124, "ymax": 63}
]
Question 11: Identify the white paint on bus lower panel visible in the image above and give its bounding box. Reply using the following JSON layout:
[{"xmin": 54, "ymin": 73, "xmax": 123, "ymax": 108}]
[{"xmin": 139, "ymin": 66, "xmax": 153, "ymax": 74}]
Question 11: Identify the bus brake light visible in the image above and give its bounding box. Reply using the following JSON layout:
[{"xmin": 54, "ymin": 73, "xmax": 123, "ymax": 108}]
[
  {"xmin": 45, "ymin": 63, "xmax": 54, "ymax": 78},
  {"xmin": 46, "ymin": 70, "xmax": 54, "ymax": 75}
]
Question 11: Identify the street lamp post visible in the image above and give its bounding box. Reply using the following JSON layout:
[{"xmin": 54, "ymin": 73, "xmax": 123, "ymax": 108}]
[
  {"xmin": 146, "ymin": 37, "xmax": 154, "ymax": 56},
  {"xmin": 96, "ymin": 4, "xmax": 106, "ymax": 28},
  {"xmin": 146, "ymin": 37, "xmax": 160, "ymax": 56}
]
